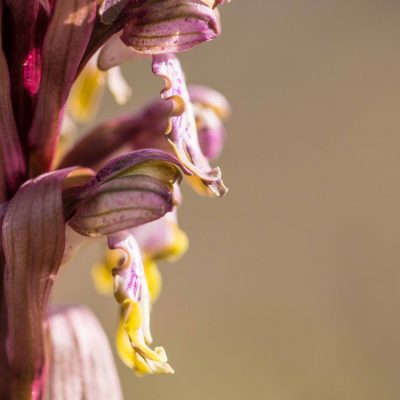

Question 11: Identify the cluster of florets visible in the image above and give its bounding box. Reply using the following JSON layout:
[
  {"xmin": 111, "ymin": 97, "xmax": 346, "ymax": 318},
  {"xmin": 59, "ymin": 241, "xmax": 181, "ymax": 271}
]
[{"xmin": 0, "ymin": 1, "xmax": 230, "ymax": 399}]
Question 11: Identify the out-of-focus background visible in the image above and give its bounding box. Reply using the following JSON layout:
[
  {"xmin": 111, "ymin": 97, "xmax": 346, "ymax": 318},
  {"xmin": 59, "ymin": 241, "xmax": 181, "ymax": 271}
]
[{"xmin": 54, "ymin": 1, "xmax": 400, "ymax": 399}]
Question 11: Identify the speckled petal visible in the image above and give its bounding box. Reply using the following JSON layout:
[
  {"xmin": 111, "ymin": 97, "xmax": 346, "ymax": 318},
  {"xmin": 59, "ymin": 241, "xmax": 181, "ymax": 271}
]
[
  {"xmin": 153, "ymin": 53, "xmax": 227, "ymax": 196},
  {"xmin": 68, "ymin": 149, "xmax": 184, "ymax": 237},
  {"xmin": 120, "ymin": 0, "xmax": 220, "ymax": 55}
]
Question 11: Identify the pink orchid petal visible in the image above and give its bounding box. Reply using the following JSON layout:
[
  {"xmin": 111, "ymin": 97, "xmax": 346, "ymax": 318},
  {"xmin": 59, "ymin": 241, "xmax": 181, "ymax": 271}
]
[
  {"xmin": 2, "ymin": 168, "xmax": 79, "ymax": 399},
  {"xmin": 68, "ymin": 149, "xmax": 185, "ymax": 237},
  {"xmin": 28, "ymin": 0, "xmax": 97, "ymax": 175},
  {"xmin": 108, "ymin": 232, "xmax": 169, "ymax": 369},
  {"xmin": 120, "ymin": 0, "xmax": 220, "ymax": 55},
  {"xmin": 194, "ymin": 105, "xmax": 225, "ymax": 161},
  {"xmin": 82, "ymin": 0, "xmax": 220, "ymax": 70},
  {"xmin": 60, "ymin": 85, "xmax": 227, "ymax": 170},
  {"xmin": 108, "ymin": 232, "xmax": 145, "ymax": 303},
  {"xmin": 188, "ymin": 85, "xmax": 229, "ymax": 160},
  {"xmin": 130, "ymin": 209, "xmax": 178, "ymax": 257},
  {"xmin": 69, "ymin": 174, "xmax": 175, "ymax": 237},
  {"xmin": 48, "ymin": 306, "xmax": 123, "ymax": 400},
  {"xmin": 152, "ymin": 53, "xmax": 227, "ymax": 196}
]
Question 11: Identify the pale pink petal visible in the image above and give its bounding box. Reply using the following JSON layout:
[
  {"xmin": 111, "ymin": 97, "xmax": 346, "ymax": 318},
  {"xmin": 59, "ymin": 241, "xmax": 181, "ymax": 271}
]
[{"xmin": 48, "ymin": 306, "xmax": 123, "ymax": 400}]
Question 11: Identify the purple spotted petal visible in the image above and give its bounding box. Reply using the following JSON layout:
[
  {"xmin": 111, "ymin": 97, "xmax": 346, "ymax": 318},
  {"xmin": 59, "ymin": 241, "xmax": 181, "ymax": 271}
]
[
  {"xmin": 68, "ymin": 149, "xmax": 185, "ymax": 237},
  {"xmin": 82, "ymin": 0, "xmax": 220, "ymax": 71},
  {"xmin": 69, "ymin": 174, "xmax": 175, "ymax": 237},
  {"xmin": 108, "ymin": 232, "xmax": 144, "ymax": 303},
  {"xmin": 120, "ymin": 0, "xmax": 220, "ymax": 55},
  {"xmin": 48, "ymin": 306, "xmax": 123, "ymax": 400},
  {"xmin": 152, "ymin": 53, "xmax": 227, "ymax": 196},
  {"xmin": 195, "ymin": 106, "xmax": 225, "ymax": 160}
]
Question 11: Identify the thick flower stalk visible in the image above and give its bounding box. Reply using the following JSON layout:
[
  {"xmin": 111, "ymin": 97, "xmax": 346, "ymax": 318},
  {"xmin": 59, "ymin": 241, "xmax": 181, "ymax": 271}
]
[{"xmin": 0, "ymin": 0, "xmax": 230, "ymax": 398}]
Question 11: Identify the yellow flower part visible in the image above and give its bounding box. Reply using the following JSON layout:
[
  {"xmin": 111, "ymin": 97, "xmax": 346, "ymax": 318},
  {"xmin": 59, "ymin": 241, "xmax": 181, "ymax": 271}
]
[
  {"xmin": 91, "ymin": 249, "xmax": 122, "ymax": 296},
  {"xmin": 185, "ymin": 175, "xmax": 215, "ymax": 197},
  {"xmin": 116, "ymin": 312, "xmax": 135, "ymax": 369},
  {"xmin": 92, "ymin": 219, "xmax": 188, "ymax": 374},
  {"xmin": 92, "ymin": 221, "xmax": 188, "ymax": 298},
  {"xmin": 116, "ymin": 299, "xmax": 174, "ymax": 376},
  {"xmin": 68, "ymin": 60, "xmax": 106, "ymax": 123},
  {"xmin": 153, "ymin": 222, "xmax": 189, "ymax": 261},
  {"xmin": 106, "ymin": 233, "xmax": 175, "ymax": 375},
  {"xmin": 68, "ymin": 51, "xmax": 131, "ymax": 124},
  {"xmin": 143, "ymin": 258, "xmax": 162, "ymax": 304}
]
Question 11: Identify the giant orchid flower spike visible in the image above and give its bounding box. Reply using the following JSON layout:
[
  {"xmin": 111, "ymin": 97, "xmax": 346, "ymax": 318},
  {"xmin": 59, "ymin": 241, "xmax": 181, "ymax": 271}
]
[{"xmin": 0, "ymin": 0, "xmax": 230, "ymax": 398}]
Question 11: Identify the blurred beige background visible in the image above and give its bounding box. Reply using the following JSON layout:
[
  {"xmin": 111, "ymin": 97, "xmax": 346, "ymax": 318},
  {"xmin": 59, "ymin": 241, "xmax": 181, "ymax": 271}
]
[{"xmin": 54, "ymin": 1, "xmax": 400, "ymax": 399}]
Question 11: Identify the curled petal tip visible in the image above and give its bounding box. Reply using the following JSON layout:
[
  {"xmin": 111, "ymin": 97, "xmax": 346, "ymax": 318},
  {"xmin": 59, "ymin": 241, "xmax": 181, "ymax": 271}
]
[
  {"xmin": 109, "ymin": 234, "xmax": 174, "ymax": 375},
  {"xmin": 153, "ymin": 54, "xmax": 227, "ymax": 196}
]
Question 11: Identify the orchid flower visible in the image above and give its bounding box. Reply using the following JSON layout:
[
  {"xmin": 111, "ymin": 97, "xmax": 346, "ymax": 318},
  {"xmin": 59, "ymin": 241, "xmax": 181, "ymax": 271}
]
[{"xmin": 0, "ymin": 0, "xmax": 230, "ymax": 398}]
